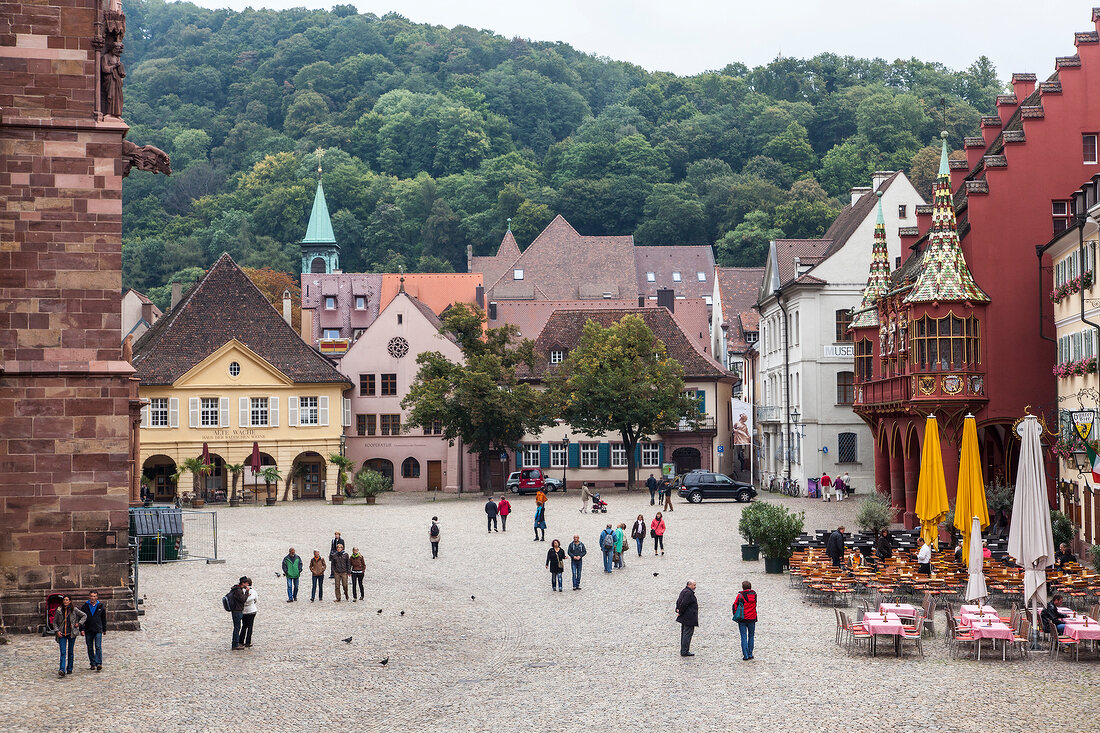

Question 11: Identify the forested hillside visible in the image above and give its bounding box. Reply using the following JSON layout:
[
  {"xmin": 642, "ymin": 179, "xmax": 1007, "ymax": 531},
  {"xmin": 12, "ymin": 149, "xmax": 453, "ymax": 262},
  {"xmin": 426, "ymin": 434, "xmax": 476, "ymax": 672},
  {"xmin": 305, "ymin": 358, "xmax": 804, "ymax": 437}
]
[{"xmin": 120, "ymin": 0, "xmax": 1004, "ymax": 307}]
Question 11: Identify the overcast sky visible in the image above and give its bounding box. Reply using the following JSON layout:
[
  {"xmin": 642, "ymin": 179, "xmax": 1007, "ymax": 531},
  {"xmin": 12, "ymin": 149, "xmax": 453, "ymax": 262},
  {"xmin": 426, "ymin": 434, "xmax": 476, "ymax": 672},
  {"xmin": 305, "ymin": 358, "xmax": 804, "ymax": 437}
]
[{"xmin": 188, "ymin": 0, "xmax": 1097, "ymax": 78}]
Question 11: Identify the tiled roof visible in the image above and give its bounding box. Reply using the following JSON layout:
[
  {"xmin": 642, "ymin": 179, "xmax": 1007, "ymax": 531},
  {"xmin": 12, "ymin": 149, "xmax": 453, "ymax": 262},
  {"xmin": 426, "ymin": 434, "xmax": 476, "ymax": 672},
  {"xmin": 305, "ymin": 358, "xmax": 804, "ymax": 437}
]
[
  {"xmin": 491, "ymin": 298, "xmax": 638, "ymax": 340},
  {"xmin": 483, "ymin": 215, "xmax": 637, "ymax": 301},
  {"xmin": 470, "ymin": 229, "xmax": 522, "ymax": 291},
  {"xmin": 134, "ymin": 254, "xmax": 350, "ymax": 386},
  {"xmin": 634, "ymin": 245, "xmax": 716, "ymax": 300},
  {"xmin": 378, "ymin": 273, "xmax": 482, "ymax": 315},
  {"xmin": 821, "ymin": 172, "xmax": 902, "ymax": 257},
  {"xmin": 300, "ymin": 273, "xmax": 383, "ymax": 344},
  {"xmin": 715, "ymin": 267, "xmax": 764, "ymax": 352},
  {"xmin": 527, "ymin": 308, "xmax": 730, "ymax": 380},
  {"xmin": 773, "ymin": 239, "xmax": 833, "ymax": 285}
]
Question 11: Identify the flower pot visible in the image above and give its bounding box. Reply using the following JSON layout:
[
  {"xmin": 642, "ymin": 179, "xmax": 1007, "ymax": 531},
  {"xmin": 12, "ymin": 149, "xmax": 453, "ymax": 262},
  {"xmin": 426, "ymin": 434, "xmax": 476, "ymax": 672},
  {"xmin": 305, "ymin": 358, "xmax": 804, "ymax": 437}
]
[
  {"xmin": 331, "ymin": 495, "xmax": 345, "ymax": 505},
  {"xmin": 741, "ymin": 544, "xmax": 760, "ymax": 561},
  {"xmin": 191, "ymin": 499, "xmax": 205, "ymax": 509},
  {"xmin": 763, "ymin": 557, "xmax": 786, "ymax": 574},
  {"xmin": 264, "ymin": 497, "xmax": 276, "ymax": 506},
  {"xmin": 364, "ymin": 496, "xmax": 376, "ymax": 505}
]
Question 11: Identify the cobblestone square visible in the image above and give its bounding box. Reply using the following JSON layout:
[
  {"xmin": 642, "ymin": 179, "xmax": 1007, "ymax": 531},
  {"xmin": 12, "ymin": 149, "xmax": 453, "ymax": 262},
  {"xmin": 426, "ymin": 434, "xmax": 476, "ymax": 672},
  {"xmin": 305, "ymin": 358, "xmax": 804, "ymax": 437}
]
[{"xmin": 2, "ymin": 491, "xmax": 1098, "ymax": 732}]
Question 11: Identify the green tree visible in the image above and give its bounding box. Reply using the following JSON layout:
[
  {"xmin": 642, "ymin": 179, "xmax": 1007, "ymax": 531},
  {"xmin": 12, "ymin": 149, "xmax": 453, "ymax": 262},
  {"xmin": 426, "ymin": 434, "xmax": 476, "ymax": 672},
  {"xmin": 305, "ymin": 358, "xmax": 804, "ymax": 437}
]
[
  {"xmin": 761, "ymin": 121, "xmax": 817, "ymax": 174},
  {"xmin": 633, "ymin": 183, "xmax": 706, "ymax": 245},
  {"xmin": 545, "ymin": 314, "xmax": 699, "ymax": 489},
  {"xmin": 401, "ymin": 304, "xmax": 551, "ymax": 492},
  {"xmin": 715, "ymin": 210, "xmax": 783, "ymax": 267}
]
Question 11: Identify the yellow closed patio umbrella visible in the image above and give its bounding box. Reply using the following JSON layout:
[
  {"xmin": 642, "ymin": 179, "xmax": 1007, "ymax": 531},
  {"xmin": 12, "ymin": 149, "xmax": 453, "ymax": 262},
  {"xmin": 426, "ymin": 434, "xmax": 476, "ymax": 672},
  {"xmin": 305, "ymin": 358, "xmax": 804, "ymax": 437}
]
[
  {"xmin": 953, "ymin": 414, "xmax": 989, "ymax": 567},
  {"xmin": 915, "ymin": 415, "xmax": 949, "ymax": 550}
]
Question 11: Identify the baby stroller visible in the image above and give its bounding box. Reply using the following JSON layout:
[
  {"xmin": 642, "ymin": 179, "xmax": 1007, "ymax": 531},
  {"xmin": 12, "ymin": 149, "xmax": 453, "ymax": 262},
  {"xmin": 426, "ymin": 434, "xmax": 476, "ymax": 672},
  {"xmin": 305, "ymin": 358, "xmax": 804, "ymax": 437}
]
[{"xmin": 591, "ymin": 493, "xmax": 608, "ymax": 513}]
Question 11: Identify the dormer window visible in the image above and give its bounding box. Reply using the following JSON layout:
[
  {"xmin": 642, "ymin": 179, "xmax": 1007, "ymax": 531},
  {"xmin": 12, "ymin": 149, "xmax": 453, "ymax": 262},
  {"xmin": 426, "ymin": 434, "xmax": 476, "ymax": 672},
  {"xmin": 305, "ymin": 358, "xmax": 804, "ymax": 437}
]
[
  {"xmin": 672, "ymin": 271, "xmax": 682, "ymax": 282},
  {"xmin": 745, "ymin": 332, "xmax": 759, "ymax": 343},
  {"xmin": 324, "ymin": 296, "xmax": 336, "ymax": 310},
  {"xmin": 355, "ymin": 296, "xmax": 366, "ymax": 310},
  {"xmin": 513, "ymin": 269, "xmax": 524, "ymax": 280},
  {"xmin": 696, "ymin": 272, "xmax": 706, "ymax": 282},
  {"xmin": 646, "ymin": 272, "xmax": 656, "ymax": 282},
  {"xmin": 549, "ymin": 349, "xmax": 565, "ymax": 365}
]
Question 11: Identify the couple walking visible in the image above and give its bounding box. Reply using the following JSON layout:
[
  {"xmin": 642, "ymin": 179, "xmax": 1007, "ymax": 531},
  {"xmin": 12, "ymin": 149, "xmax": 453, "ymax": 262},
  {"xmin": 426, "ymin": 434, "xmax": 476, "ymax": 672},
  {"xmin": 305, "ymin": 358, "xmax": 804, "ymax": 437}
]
[
  {"xmin": 545, "ymin": 535, "xmax": 587, "ymax": 591},
  {"xmin": 675, "ymin": 580, "xmax": 758, "ymax": 660}
]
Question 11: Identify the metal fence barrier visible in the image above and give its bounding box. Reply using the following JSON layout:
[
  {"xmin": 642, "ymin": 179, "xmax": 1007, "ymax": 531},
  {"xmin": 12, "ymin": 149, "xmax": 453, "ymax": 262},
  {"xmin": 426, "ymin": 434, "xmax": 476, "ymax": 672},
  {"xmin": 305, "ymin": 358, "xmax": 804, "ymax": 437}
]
[{"xmin": 129, "ymin": 507, "xmax": 218, "ymax": 564}]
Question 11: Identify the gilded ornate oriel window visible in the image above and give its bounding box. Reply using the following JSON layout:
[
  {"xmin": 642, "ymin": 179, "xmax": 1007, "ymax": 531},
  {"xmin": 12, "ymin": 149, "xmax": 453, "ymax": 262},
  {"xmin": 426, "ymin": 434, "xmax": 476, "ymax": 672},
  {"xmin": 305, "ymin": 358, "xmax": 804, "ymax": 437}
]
[
  {"xmin": 909, "ymin": 315, "xmax": 980, "ymax": 371},
  {"xmin": 855, "ymin": 339, "xmax": 873, "ymax": 381}
]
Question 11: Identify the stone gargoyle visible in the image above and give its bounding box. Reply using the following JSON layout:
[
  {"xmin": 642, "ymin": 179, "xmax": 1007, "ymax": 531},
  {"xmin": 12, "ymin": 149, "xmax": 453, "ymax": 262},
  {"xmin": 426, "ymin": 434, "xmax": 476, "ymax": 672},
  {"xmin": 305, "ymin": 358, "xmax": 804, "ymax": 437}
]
[{"xmin": 121, "ymin": 140, "xmax": 171, "ymax": 177}]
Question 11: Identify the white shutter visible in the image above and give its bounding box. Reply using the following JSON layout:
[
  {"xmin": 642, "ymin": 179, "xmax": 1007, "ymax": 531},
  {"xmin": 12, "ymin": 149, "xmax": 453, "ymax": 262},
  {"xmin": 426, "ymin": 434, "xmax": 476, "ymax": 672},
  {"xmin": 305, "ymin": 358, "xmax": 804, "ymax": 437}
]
[
  {"xmin": 220, "ymin": 397, "xmax": 229, "ymax": 428},
  {"xmin": 239, "ymin": 397, "xmax": 249, "ymax": 428},
  {"xmin": 169, "ymin": 398, "xmax": 179, "ymax": 428},
  {"xmin": 288, "ymin": 396, "xmax": 299, "ymax": 427},
  {"xmin": 318, "ymin": 395, "xmax": 329, "ymax": 426},
  {"xmin": 269, "ymin": 396, "xmax": 279, "ymax": 427},
  {"xmin": 342, "ymin": 398, "xmax": 351, "ymax": 428},
  {"xmin": 188, "ymin": 397, "xmax": 199, "ymax": 428},
  {"xmin": 140, "ymin": 404, "xmax": 149, "ymax": 428}
]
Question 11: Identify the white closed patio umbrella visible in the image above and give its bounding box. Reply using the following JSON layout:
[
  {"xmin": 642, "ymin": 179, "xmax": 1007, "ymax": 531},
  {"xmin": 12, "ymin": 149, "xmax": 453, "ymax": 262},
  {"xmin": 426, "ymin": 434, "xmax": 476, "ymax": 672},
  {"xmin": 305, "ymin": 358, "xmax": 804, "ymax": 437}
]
[
  {"xmin": 1006, "ymin": 415, "xmax": 1055, "ymax": 643},
  {"xmin": 964, "ymin": 514, "xmax": 988, "ymax": 604}
]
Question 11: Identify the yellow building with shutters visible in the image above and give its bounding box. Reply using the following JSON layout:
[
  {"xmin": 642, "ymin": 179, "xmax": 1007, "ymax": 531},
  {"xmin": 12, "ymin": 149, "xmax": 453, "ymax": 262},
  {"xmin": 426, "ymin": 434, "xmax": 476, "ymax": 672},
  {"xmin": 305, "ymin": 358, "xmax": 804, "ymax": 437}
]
[{"xmin": 134, "ymin": 255, "xmax": 351, "ymax": 502}]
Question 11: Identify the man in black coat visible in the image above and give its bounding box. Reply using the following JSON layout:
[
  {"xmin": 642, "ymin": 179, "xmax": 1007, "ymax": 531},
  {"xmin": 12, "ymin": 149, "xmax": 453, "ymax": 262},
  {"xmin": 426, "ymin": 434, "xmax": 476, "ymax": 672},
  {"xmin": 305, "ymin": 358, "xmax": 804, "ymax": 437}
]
[
  {"xmin": 646, "ymin": 473, "xmax": 658, "ymax": 505},
  {"xmin": 229, "ymin": 577, "xmax": 248, "ymax": 650},
  {"xmin": 79, "ymin": 590, "xmax": 107, "ymax": 671},
  {"xmin": 826, "ymin": 526, "xmax": 846, "ymax": 567},
  {"xmin": 676, "ymin": 580, "xmax": 699, "ymax": 656},
  {"xmin": 485, "ymin": 498, "xmax": 499, "ymax": 533}
]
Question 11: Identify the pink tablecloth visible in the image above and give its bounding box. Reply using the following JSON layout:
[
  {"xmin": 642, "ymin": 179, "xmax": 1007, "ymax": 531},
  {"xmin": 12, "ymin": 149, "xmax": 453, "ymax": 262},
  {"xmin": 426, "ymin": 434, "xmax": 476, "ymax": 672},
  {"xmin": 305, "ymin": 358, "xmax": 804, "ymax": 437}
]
[
  {"xmin": 967, "ymin": 621, "xmax": 1014, "ymax": 641},
  {"xmin": 1064, "ymin": 618, "xmax": 1100, "ymax": 641},
  {"xmin": 863, "ymin": 612, "xmax": 905, "ymax": 636},
  {"xmin": 880, "ymin": 603, "xmax": 918, "ymax": 618},
  {"xmin": 960, "ymin": 604, "xmax": 997, "ymax": 615},
  {"xmin": 960, "ymin": 612, "xmax": 999, "ymax": 626}
]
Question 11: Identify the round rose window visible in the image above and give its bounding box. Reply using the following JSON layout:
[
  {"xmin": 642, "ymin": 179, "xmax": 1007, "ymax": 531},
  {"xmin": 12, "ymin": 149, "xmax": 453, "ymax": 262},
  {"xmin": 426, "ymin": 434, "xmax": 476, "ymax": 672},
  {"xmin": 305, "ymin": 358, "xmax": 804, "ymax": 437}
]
[{"xmin": 388, "ymin": 337, "xmax": 409, "ymax": 359}]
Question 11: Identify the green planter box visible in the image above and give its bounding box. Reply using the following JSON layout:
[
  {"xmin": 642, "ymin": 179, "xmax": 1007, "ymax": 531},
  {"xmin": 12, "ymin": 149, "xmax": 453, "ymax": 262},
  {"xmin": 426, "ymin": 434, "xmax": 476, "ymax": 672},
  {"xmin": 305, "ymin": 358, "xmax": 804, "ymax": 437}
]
[
  {"xmin": 763, "ymin": 557, "xmax": 785, "ymax": 574},
  {"xmin": 741, "ymin": 544, "xmax": 760, "ymax": 561}
]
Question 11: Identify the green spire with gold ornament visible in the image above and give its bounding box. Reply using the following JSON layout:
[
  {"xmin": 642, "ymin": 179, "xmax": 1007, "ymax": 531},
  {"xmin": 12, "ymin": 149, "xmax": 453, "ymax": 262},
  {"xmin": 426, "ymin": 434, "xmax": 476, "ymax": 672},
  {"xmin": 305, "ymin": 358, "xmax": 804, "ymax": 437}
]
[
  {"xmin": 904, "ymin": 132, "xmax": 988, "ymax": 304},
  {"xmin": 851, "ymin": 191, "xmax": 891, "ymax": 328}
]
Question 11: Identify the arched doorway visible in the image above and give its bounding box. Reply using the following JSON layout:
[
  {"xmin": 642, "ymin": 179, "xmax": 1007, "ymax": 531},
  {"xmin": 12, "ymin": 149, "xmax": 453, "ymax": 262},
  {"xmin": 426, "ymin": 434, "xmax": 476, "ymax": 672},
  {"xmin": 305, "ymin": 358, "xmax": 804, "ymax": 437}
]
[
  {"xmin": 293, "ymin": 451, "xmax": 326, "ymax": 500},
  {"xmin": 243, "ymin": 453, "xmax": 277, "ymax": 502},
  {"xmin": 364, "ymin": 458, "xmax": 394, "ymax": 484},
  {"xmin": 672, "ymin": 447, "xmax": 701, "ymax": 475},
  {"xmin": 142, "ymin": 455, "xmax": 176, "ymax": 501},
  {"xmin": 197, "ymin": 453, "xmax": 227, "ymax": 502}
]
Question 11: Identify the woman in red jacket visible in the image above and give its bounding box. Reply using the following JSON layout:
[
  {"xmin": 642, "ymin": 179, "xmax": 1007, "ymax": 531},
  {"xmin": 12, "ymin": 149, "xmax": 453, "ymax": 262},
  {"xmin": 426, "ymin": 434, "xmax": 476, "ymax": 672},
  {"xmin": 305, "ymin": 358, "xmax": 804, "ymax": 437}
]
[
  {"xmin": 497, "ymin": 495, "xmax": 511, "ymax": 532},
  {"xmin": 650, "ymin": 513, "xmax": 666, "ymax": 556},
  {"xmin": 733, "ymin": 580, "xmax": 758, "ymax": 661}
]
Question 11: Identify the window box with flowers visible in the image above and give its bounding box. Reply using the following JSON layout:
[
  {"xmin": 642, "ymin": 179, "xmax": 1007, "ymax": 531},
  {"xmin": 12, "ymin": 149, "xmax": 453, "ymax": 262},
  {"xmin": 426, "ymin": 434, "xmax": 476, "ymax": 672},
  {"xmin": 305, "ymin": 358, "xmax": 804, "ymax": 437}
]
[
  {"xmin": 1053, "ymin": 357, "xmax": 1098, "ymax": 379},
  {"xmin": 1050, "ymin": 270, "xmax": 1094, "ymax": 304}
]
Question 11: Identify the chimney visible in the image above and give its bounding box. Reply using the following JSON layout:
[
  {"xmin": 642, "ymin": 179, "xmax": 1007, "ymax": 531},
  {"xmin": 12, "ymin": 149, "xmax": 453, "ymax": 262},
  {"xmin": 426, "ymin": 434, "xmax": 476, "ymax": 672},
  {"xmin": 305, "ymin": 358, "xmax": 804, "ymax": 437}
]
[
  {"xmin": 995, "ymin": 93, "xmax": 1018, "ymax": 126},
  {"xmin": 656, "ymin": 288, "xmax": 675, "ymax": 313},
  {"xmin": 849, "ymin": 186, "xmax": 872, "ymax": 206},
  {"xmin": 871, "ymin": 171, "xmax": 893, "ymax": 191},
  {"xmin": 638, "ymin": 296, "xmax": 645, "ymax": 307},
  {"xmin": 282, "ymin": 289, "xmax": 292, "ymax": 326},
  {"xmin": 466, "ymin": 244, "xmax": 473, "ymax": 273},
  {"xmin": 980, "ymin": 116, "xmax": 1002, "ymax": 147},
  {"xmin": 141, "ymin": 301, "xmax": 153, "ymax": 325},
  {"xmin": 1011, "ymin": 72, "xmax": 1036, "ymax": 101},
  {"xmin": 475, "ymin": 285, "xmax": 484, "ymax": 309},
  {"xmin": 170, "ymin": 282, "xmax": 182, "ymax": 309}
]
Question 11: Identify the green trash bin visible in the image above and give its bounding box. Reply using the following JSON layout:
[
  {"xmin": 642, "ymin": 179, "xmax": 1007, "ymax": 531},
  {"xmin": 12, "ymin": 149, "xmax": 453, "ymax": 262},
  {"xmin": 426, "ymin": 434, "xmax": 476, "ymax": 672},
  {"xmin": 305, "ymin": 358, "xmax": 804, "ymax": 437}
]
[{"xmin": 130, "ymin": 508, "xmax": 184, "ymax": 562}]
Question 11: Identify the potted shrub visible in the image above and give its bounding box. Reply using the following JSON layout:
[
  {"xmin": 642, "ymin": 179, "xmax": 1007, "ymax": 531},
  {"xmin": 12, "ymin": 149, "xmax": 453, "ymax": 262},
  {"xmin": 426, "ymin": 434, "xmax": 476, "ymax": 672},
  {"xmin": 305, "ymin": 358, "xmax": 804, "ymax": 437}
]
[
  {"xmin": 354, "ymin": 468, "xmax": 392, "ymax": 505},
  {"xmin": 178, "ymin": 457, "xmax": 211, "ymax": 508},
  {"xmin": 329, "ymin": 454, "xmax": 355, "ymax": 502},
  {"xmin": 738, "ymin": 501, "xmax": 767, "ymax": 561},
  {"xmin": 856, "ymin": 493, "xmax": 893, "ymax": 537},
  {"xmin": 260, "ymin": 465, "xmax": 281, "ymax": 506},
  {"xmin": 757, "ymin": 503, "xmax": 805, "ymax": 574},
  {"xmin": 1050, "ymin": 510, "xmax": 1074, "ymax": 550},
  {"xmin": 226, "ymin": 463, "xmax": 244, "ymax": 507}
]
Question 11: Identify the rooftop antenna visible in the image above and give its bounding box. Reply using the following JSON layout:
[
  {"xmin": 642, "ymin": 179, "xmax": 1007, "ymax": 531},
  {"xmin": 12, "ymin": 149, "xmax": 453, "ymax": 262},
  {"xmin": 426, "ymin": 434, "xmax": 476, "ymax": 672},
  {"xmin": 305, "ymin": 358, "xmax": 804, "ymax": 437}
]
[{"xmin": 940, "ymin": 98, "xmax": 947, "ymax": 135}]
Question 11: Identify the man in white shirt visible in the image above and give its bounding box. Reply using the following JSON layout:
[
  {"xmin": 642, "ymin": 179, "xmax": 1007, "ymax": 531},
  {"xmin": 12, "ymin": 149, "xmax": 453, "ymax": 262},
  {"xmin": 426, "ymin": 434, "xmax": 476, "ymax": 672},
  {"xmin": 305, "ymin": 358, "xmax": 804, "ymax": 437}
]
[{"xmin": 916, "ymin": 538, "xmax": 932, "ymax": 575}]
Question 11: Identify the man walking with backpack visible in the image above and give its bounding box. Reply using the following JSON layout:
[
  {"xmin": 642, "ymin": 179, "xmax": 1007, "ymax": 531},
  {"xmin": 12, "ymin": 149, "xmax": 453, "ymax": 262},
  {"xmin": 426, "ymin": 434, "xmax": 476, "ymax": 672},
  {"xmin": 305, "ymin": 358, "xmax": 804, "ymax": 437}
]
[
  {"xmin": 226, "ymin": 577, "xmax": 248, "ymax": 650},
  {"xmin": 600, "ymin": 524, "xmax": 615, "ymax": 573},
  {"xmin": 732, "ymin": 580, "xmax": 758, "ymax": 661},
  {"xmin": 430, "ymin": 516, "xmax": 441, "ymax": 558},
  {"xmin": 282, "ymin": 548, "xmax": 302, "ymax": 602}
]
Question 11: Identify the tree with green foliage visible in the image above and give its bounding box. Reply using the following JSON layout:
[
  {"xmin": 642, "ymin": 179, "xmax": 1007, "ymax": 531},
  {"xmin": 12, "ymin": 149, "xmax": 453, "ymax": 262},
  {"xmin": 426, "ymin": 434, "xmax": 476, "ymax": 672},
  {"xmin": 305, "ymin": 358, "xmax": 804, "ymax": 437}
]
[
  {"xmin": 545, "ymin": 314, "xmax": 699, "ymax": 490},
  {"xmin": 401, "ymin": 304, "xmax": 552, "ymax": 492},
  {"xmin": 715, "ymin": 210, "xmax": 783, "ymax": 267}
]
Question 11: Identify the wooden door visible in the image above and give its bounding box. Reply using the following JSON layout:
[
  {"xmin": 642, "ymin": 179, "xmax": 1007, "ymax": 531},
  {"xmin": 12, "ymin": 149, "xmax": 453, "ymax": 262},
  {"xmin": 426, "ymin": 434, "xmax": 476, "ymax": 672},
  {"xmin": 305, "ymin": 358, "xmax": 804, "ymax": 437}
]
[{"xmin": 427, "ymin": 461, "xmax": 442, "ymax": 491}]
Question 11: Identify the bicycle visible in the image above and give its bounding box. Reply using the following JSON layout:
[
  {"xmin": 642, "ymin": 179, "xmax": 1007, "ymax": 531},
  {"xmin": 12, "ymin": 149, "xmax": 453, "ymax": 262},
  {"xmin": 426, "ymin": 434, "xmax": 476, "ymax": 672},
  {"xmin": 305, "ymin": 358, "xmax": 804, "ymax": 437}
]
[{"xmin": 780, "ymin": 477, "xmax": 802, "ymax": 497}]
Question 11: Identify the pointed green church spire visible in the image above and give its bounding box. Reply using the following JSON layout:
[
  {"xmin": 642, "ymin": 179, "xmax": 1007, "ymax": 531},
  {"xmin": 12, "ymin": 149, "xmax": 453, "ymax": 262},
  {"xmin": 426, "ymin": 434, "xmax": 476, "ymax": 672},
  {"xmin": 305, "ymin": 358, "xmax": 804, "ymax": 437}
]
[
  {"xmin": 851, "ymin": 192, "xmax": 891, "ymax": 328},
  {"xmin": 904, "ymin": 132, "xmax": 988, "ymax": 304},
  {"xmin": 301, "ymin": 180, "xmax": 336, "ymax": 244}
]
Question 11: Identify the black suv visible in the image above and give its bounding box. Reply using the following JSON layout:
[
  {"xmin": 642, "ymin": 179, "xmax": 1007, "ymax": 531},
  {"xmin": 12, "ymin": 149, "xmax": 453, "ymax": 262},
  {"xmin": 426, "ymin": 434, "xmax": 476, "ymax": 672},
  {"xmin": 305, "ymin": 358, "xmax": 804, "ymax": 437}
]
[{"xmin": 676, "ymin": 471, "xmax": 756, "ymax": 503}]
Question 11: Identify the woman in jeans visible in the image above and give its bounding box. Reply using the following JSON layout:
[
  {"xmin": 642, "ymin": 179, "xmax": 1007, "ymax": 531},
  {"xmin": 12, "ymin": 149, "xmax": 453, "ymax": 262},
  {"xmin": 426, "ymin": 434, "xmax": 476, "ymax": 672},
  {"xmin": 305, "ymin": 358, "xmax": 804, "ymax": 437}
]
[
  {"xmin": 309, "ymin": 550, "xmax": 326, "ymax": 601},
  {"xmin": 545, "ymin": 539, "xmax": 566, "ymax": 592},
  {"xmin": 733, "ymin": 580, "xmax": 758, "ymax": 660},
  {"xmin": 52, "ymin": 596, "xmax": 86, "ymax": 677},
  {"xmin": 631, "ymin": 514, "xmax": 647, "ymax": 556},
  {"xmin": 349, "ymin": 547, "xmax": 366, "ymax": 602},
  {"xmin": 238, "ymin": 578, "xmax": 257, "ymax": 648},
  {"xmin": 650, "ymin": 512, "xmax": 666, "ymax": 556}
]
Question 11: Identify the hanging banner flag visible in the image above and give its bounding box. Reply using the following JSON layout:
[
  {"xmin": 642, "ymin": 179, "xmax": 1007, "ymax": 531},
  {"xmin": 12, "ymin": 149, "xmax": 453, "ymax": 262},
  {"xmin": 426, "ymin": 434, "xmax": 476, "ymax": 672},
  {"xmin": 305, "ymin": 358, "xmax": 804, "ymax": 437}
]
[{"xmin": 731, "ymin": 398, "xmax": 752, "ymax": 446}]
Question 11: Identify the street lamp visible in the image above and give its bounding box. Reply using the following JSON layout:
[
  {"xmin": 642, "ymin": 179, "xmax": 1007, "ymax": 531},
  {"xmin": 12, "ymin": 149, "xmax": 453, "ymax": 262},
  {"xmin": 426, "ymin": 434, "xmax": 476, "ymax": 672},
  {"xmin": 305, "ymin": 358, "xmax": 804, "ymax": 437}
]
[{"xmin": 561, "ymin": 434, "xmax": 570, "ymax": 490}]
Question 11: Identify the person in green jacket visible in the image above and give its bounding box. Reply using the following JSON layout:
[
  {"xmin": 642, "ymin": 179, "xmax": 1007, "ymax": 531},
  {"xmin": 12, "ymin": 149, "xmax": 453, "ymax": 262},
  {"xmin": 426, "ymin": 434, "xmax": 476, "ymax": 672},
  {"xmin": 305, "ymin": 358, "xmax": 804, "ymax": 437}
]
[
  {"xmin": 282, "ymin": 547, "xmax": 302, "ymax": 602},
  {"xmin": 613, "ymin": 523, "xmax": 626, "ymax": 569}
]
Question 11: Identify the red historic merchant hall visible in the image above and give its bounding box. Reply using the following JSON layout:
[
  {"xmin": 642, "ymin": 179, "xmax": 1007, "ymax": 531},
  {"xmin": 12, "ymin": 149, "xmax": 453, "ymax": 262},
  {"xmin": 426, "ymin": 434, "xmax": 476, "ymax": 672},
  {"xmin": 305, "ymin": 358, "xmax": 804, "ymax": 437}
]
[{"xmin": 851, "ymin": 9, "xmax": 1100, "ymax": 527}]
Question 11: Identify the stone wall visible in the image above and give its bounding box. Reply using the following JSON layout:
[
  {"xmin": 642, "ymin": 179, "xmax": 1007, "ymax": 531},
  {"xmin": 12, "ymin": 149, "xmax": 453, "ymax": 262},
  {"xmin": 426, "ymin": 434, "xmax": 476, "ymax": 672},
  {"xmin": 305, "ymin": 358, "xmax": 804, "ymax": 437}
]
[{"xmin": 0, "ymin": 0, "xmax": 139, "ymax": 632}]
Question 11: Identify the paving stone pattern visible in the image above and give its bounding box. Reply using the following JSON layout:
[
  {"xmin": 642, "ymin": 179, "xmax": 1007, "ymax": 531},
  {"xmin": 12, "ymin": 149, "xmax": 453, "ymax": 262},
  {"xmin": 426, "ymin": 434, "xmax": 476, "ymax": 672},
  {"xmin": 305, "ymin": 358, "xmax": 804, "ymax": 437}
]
[{"xmin": 2, "ymin": 492, "xmax": 1098, "ymax": 732}]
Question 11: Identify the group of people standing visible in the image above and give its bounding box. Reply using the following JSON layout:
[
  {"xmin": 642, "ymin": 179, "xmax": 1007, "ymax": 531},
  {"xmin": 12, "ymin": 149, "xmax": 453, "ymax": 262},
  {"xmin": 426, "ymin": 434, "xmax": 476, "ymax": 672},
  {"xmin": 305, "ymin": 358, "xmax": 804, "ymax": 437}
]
[
  {"xmin": 49, "ymin": 591, "xmax": 107, "ymax": 677},
  {"xmin": 645, "ymin": 473, "xmax": 676, "ymax": 511},
  {"xmin": 675, "ymin": 580, "xmax": 759, "ymax": 660}
]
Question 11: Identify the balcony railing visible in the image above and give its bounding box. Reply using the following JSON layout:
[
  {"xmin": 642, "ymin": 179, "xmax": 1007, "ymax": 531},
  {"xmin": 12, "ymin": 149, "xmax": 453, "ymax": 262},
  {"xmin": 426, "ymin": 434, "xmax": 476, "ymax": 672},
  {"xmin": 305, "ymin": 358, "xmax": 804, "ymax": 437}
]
[
  {"xmin": 855, "ymin": 370, "xmax": 986, "ymax": 408},
  {"xmin": 757, "ymin": 405, "xmax": 783, "ymax": 423},
  {"xmin": 663, "ymin": 415, "xmax": 717, "ymax": 433}
]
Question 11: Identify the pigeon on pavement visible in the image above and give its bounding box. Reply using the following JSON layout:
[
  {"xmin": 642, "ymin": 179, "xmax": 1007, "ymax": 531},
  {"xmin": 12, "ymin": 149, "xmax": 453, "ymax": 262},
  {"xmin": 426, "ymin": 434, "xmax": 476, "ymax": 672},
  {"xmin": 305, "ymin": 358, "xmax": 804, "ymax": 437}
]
[
  {"xmin": 380, "ymin": 657, "xmax": 389, "ymax": 666},
  {"xmin": 342, "ymin": 637, "xmax": 353, "ymax": 644}
]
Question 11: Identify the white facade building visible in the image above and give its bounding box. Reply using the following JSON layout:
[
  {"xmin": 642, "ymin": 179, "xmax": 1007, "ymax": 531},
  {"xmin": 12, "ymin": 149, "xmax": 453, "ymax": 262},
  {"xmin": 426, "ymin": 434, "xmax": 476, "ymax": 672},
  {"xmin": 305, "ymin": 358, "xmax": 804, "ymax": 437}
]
[{"xmin": 756, "ymin": 172, "xmax": 924, "ymax": 492}]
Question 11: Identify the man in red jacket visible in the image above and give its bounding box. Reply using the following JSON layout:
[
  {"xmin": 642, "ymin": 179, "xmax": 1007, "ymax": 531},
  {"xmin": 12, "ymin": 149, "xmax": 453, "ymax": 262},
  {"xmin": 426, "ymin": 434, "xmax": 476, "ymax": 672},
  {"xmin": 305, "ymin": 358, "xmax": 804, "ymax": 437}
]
[{"xmin": 733, "ymin": 580, "xmax": 758, "ymax": 661}]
